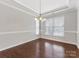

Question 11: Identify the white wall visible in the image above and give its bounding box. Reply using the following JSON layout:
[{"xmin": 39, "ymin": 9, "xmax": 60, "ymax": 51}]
[
  {"xmin": 0, "ymin": 3, "xmax": 37, "ymax": 51},
  {"xmin": 64, "ymin": 9, "xmax": 77, "ymax": 44},
  {"xmin": 77, "ymin": 10, "xmax": 79, "ymax": 48},
  {"xmin": 77, "ymin": 0, "xmax": 79, "ymax": 48},
  {"xmin": 41, "ymin": 9, "xmax": 77, "ymax": 45}
]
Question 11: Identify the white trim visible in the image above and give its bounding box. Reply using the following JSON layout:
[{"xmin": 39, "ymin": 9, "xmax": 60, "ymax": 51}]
[
  {"xmin": 0, "ymin": 31, "xmax": 35, "ymax": 35},
  {"xmin": 65, "ymin": 31, "xmax": 77, "ymax": 33},
  {"xmin": 14, "ymin": 0, "xmax": 39, "ymax": 14},
  {"xmin": 0, "ymin": 1, "xmax": 35, "ymax": 17},
  {"xmin": 0, "ymin": 31, "xmax": 39, "ymax": 51},
  {"xmin": 41, "ymin": 35, "xmax": 77, "ymax": 45},
  {"xmin": 0, "ymin": 30, "xmax": 77, "ymax": 50},
  {"xmin": 40, "ymin": 31, "xmax": 77, "ymax": 45},
  {"xmin": 42, "ymin": 6, "xmax": 69, "ymax": 16},
  {"xmin": 0, "ymin": 36, "xmax": 38, "ymax": 51},
  {"xmin": 77, "ymin": 45, "xmax": 79, "ymax": 49},
  {"xmin": 43, "ymin": 7, "xmax": 77, "ymax": 17}
]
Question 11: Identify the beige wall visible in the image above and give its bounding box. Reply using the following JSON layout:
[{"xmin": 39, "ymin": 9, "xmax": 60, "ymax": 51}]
[
  {"xmin": 0, "ymin": 3, "xmax": 37, "ymax": 51},
  {"xmin": 77, "ymin": 0, "xmax": 79, "ymax": 48}
]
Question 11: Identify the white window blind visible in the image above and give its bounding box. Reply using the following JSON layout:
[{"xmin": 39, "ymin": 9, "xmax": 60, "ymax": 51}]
[{"xmin": 45, "ymin": 16, "xmax": 64, "ymax": 37}]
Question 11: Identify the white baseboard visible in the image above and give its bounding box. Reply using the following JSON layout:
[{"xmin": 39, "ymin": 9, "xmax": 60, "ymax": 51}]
[
  {"xmin": 0, "ymin": 31, "xmax": 39, "ymax": 51},
  {"xmin": 76, "ymin": 43, "xmax": 79, "ymax": 49},
  {"xmin": 0, "ymin": 37, "xmax": 38, "ymax": 51},
  {"xmin": 77, "ymin": 45, "xmax": 79, "ymax": 49},
  {"xmin": 0, "ymin": 31, "xmax": 77, "ymax": 51},
  {"xmin": 41, "ymin": 35, "xmax": 77, "ymax": 45}
]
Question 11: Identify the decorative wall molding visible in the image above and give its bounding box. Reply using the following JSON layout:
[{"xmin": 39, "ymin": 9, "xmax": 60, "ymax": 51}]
[
  {"xmin": 41, "ymin": 35, "xmax": 77, "ymax": 45},
  {"xmin": 0, "ymin": 37, "xmax": 38, "ymax": 51},
  {"xmin": 0, "ymin": 31, "xmax": 38, "ymax": 51},
  {"xmin": 64, "ymin": 31, "xmax": 77, "ymax": 33},
  {"xmin": 14, "ymin": 0, "xmax": 39, "ymax": 14},
  {"xmin": 0, "ymin": 1, "xmax": 35, "ymax": 17},
  {"xmin": 0, "ymin": 31, "xmax": 35, "ymax": 35}
]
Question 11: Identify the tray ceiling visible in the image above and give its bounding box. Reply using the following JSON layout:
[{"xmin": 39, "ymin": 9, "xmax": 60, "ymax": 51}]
[{"xmin": 14, "ymin": 0, "xmax": 69, "ymax": 14}]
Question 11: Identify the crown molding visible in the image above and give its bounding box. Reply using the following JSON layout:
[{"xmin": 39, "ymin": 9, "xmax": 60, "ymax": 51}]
[
  {"xmin": 0, "ymin": 0, "xmax": 38, "ymax": 17},
  {"xmin": 14, "ymin": 0, "xmax": 39, "ymax": 14},
  {"xmin": 42, "ymin": 6, "xmax": 77, "ymax": 17}
]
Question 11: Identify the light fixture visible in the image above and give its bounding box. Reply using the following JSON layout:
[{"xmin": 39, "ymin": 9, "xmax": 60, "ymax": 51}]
[
  {"xmin": 35, "ymin": 0, "xmax": 46, "ymax": 36},
  {"xmin": 35, "ymin": 16, "xmax": 46, "ymax": 22},
  {"xmin": 35, "ymin": 0, "xmax": 46, "ymax": 21}
]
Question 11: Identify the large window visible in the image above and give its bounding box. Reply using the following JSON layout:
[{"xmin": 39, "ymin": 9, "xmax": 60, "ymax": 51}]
[
  {"xmin": 35, "ymin": 20, "xmax": 39, "ymax": 35},
  {"xmin": 45, "ymin": 16, "xmax": 64, "ymax": 37}
]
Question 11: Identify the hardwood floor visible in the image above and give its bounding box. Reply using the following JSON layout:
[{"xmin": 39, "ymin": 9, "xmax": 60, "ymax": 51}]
[
  {"xmin": 0, "ymin": 38, "xmax": 78, "ymax": 58},
  {"xmin": 77, "ymin": 49, "xmax": 79, "ymax": 58}
]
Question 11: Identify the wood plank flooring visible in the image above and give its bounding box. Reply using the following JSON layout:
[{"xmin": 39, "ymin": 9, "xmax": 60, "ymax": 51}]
[{"xmin": 0, "ymin": 38, "xmax": 78, "ymax": 58}]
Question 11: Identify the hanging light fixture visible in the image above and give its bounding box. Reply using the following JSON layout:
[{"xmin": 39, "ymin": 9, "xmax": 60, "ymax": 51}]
[
  {"xmin": 35, "ymin": 0, "xmax": 46, "ymax": 36},
  {"xmin": 35, "ymin": 0, "xmax": 46, "ymax": 21}
]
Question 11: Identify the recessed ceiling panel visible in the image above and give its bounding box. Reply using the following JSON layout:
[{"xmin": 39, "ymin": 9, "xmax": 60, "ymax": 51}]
[{"xmin": 14, "ymin": 0, "xmax": 69, "ymax": 14}]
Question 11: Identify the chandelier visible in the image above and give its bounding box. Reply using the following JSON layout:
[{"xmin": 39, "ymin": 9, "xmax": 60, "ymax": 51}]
[
  {"xmin": 35, "ymin": 0, "xmax": 46, "ymax": 36},
  {"xmin": 35, "ymin": 0, "xmax": 46, "ymax": 21}
]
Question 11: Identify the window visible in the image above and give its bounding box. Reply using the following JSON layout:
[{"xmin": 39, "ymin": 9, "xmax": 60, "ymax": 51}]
[
  {"xmin": 35, "ymin": 20, "xmax": 39, "ymax": 35},
  {"xmin": 45, "ymin": 16, "xmax": 64, "ymax": 37},
  {"xmin": 45, "ymin": 18, "xmax": 54, "ymax": 35}
]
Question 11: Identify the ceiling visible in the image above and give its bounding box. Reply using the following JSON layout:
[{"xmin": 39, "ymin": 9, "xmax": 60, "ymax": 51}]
[
  {"xmin": 14, "ymin": 0, "xmax": 69, "ymax": 14},
  {"xmin": 0, "ymin": 0, "xmax": 76, "ymax": 17}
]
